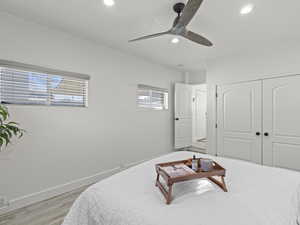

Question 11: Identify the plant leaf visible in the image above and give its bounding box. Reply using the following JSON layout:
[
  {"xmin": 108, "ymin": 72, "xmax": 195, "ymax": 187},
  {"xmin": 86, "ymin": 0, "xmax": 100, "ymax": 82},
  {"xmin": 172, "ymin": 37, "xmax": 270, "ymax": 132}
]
[
  {"xmin": 8, "ymin": 122, "xmax": 19, "ymax": 126},
  {"xmin": 0, "ymin": 138, "xmax": 3, "ymax": 149},
  {"xmin": 0, "ymin": 105, "xmax": 24, "ymax": 149},
  {"xmin": 2, "ymin": 132, "xmax": 10, "ymax": 146},
  {"xmin": 0, "ymin": 105, "xmax": 9, "ymax": 121}
]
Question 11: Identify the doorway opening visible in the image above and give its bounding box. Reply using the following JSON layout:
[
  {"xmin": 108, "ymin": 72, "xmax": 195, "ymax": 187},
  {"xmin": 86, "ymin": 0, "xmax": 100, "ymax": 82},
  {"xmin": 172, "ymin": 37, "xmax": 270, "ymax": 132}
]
[
  {"xmin": 191, "ymin": 84, "xmax": 207, "ymax": 153},
  {"xmin": 174, "ymin": 71, "xmax": 207, "ymax": 153}
]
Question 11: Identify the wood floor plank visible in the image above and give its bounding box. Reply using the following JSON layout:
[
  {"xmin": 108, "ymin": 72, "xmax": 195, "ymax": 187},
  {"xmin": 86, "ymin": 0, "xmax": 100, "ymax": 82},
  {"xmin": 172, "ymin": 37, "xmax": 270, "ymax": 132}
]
[{"xmin": 0, "ymin": 185, "xmax": 90, "ymax": 225}]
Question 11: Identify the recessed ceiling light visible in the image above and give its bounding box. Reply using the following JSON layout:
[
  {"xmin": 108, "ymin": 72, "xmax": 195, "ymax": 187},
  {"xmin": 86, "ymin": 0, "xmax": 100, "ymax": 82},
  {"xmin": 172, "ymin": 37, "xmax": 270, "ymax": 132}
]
[
  {"xmin": 171, "ymin": 37, "xmax": 180, "ymax": 44},
  {"xmin": 103, "ymin": 0, "xmax": 115, "ymax": 7},
  {"xmin": 240, "ymin": 4, "xmax": 254, "ymax": 15}
]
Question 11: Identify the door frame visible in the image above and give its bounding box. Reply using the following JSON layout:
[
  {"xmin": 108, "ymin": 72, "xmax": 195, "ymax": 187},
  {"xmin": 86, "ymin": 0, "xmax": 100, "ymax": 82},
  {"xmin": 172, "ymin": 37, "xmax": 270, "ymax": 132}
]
[{"xmin": 213, "ymin": 73, "xmax": 300, "ymax": 157}]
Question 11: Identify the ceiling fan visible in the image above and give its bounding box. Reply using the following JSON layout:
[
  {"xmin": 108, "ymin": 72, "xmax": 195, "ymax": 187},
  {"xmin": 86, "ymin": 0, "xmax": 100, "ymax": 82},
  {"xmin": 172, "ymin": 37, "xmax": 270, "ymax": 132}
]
[{"xmin": 129, "ymin": 0, "xmax": 213, "ymax": 47}]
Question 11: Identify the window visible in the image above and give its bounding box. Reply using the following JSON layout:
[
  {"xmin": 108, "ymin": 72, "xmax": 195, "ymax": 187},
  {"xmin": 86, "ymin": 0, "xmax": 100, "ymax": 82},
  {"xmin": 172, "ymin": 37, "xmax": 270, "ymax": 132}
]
[
  {"xmin": 0, "ymin": 63, "xmax": 89, "ymax": 107},
  {"xmin": 137, "ymin": 84, "xmax": 168, "ymax": 110}
]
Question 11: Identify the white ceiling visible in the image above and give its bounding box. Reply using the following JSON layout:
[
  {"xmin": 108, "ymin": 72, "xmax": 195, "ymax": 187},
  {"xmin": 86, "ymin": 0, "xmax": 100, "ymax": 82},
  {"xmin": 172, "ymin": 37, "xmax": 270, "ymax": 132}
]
[{"xmin": 1, "ymin": 0, "xmax": 300, "ymax": 72}]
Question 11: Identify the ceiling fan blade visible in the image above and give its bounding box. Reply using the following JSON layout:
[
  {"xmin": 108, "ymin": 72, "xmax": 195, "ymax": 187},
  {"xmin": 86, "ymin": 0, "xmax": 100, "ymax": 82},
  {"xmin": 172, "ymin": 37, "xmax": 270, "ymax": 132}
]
[
  {"xmin": 175, "ymin": 0, "xmax": 204, "ymax": 28},
  {"xmin": 181, "ymin": 30, "xmax": 213, "ymax": 46},
  {"xmin": 129, "ymin": 31, "xmax": 170, "ymax": 42}
]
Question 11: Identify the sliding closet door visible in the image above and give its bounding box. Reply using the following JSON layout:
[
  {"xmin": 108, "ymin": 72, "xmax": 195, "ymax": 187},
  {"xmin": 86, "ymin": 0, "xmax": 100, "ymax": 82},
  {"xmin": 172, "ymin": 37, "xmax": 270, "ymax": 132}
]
[
  {"xmin": 217, "ymin": 81, "xmax": 262, "ymax": 163},
  {"xmin": 263, "ymin": 76, "xmax": 300, "ymax": 170}
]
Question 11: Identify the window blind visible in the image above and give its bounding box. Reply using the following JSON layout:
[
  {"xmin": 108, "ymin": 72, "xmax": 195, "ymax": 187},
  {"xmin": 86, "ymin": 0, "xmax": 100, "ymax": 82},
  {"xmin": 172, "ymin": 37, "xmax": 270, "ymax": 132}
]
[
  {"xmin": 137, "ymin": 84, "xmax": 168, "ymax": 110},
  {"xmin": 0, "ymin": 66, "xmax": 88, "ymax": 107}
]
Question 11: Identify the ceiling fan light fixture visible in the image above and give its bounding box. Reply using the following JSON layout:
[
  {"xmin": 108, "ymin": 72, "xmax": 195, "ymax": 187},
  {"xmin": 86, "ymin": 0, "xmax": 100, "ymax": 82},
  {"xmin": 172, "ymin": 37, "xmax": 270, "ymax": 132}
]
[
  {"xmin": 129, "ymin": 0, "xmax": 213, "ymax": 47},
  {"xmin": 171, "ymin": 37, "xmax": 180, "ymax": 44},
  {"xmin": 240, "ymin": 4, "xmax": 254, "ymax": 15},
  {"xmin": 103, "ymin": 0, "xmax": 115, "ymax": 7}
]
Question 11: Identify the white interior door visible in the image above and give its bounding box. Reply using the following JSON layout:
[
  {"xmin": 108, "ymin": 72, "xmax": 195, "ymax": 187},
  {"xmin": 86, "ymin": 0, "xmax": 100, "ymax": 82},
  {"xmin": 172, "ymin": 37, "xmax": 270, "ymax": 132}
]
[
  {"xmin": 175, "ymin": 83, "xmax": 192, "ymax": 149},
  {"xmin": 263, "ymin": 76, "xmax": 300, "ymax": 171},
  {"xmin": 217, "ymin": 81, "xmax": 262, "ymax": 163}
]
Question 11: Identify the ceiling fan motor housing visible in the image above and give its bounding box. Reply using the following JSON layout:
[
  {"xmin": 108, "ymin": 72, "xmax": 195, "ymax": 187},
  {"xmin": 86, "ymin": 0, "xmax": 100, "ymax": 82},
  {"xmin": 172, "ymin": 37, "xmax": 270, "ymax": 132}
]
[{"xmin": 173, "ymin": 2, "xmax": 185, "ymax": 15}]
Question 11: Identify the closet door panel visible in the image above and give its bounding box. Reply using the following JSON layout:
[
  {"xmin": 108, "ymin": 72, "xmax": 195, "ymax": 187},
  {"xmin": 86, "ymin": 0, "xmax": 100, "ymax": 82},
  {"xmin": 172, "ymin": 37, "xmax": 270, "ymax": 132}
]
[
  {"xmin": 263, "ymin": 76, "xmax": 300, "ymax": 170},
  {"xmin": 217, "ymin": 81, "xmax": 262, "ymax": 163}
]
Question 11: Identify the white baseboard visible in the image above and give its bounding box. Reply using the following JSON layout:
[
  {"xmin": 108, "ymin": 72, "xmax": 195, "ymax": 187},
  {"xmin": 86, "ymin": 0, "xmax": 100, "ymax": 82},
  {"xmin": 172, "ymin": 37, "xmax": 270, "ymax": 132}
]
[
  {"xmin": 188, "ymin": 146, "xmax": 207, "ymax": 154},
  {"xmin": 0, "ymin": 151, "xmax": 170, "ymax": 215},
  {"xmin": 0, "ymin": 166, "xmax": 121, "ymax": 215}
]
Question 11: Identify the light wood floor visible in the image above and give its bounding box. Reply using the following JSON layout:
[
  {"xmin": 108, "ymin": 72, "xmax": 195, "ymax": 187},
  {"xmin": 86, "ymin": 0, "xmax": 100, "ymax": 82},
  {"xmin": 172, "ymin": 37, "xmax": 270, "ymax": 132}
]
[{"xmin": 0, "ymin": 185, "xmax": 89, "ymax": 225}]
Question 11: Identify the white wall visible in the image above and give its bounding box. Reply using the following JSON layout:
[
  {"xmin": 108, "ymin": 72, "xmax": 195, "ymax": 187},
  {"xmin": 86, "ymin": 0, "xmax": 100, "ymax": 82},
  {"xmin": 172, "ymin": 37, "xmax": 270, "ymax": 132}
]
[
  {"xmin": 206, "ymin": 41, "xmax": 300, "ymax": 155},
  {"xmin": 0, "ymin": 12, "xmax": 183, "ymax": 205},
  {"xmin": 185, "ymin": 70, "xmax": 206, "ymax": 85}
]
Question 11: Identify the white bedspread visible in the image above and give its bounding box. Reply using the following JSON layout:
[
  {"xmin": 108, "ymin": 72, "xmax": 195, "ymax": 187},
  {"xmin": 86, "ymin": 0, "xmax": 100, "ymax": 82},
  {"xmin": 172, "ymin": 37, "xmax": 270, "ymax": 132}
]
[{"xmin": 62, "ymin": 151, "xmax": 300, "ymax": 225}]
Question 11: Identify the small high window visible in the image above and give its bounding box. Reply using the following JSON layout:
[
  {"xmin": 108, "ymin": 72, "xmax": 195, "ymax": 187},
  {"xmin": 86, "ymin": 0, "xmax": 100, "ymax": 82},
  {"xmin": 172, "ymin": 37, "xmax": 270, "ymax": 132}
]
[
  {"xmin": 137, "ymin": 84, "xmax": 168, "ymax": 110},
  {"xmin": 0, "ymin": 61, "xmax": 89, "ymax": 107}
]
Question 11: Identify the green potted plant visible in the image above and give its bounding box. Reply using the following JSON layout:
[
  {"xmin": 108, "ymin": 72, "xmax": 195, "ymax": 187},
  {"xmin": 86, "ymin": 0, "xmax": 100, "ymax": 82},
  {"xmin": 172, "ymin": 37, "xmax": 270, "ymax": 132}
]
[{"xmin": 0, "ymin": 104, "xmax": 24, "ymax": 151}]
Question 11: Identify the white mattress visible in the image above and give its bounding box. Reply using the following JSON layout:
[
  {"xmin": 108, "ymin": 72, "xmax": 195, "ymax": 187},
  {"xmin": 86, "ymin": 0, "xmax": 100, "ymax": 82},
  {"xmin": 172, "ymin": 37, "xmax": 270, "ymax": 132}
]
[{"xmin": 62, "ymin": 151, "xmax": 300, "ymax": 225}]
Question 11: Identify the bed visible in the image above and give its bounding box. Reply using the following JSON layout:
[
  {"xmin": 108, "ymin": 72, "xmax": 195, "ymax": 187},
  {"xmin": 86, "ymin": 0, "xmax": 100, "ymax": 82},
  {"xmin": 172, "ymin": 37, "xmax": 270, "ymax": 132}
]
[{"xmin": 62, "ymin": 151, "xmax": 300, "ymax": 225}]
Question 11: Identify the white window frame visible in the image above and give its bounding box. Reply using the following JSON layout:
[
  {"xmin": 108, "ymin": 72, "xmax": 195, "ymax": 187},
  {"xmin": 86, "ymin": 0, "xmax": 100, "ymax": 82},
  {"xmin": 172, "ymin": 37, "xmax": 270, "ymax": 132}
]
[
  {"xmin": 0, "ymin": 60, "xmax": 90, "ymax": 107},
  {"xmin": 137, "ymin": 84, "xmax": 169, "ymax": 110}
]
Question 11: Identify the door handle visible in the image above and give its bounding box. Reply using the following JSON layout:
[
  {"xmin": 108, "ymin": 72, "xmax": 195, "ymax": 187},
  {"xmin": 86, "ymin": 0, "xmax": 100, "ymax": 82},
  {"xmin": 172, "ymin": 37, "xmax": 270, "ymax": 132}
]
[
  {"xmin": 264, "ymin": 132, "xmax": 269, "ymax": 137},
  {"xmin": 256, "ymin": 132, "xmax": 261, "ymax": 136},
  {"xmin": 175, "ymin": 118, "xmax": 179, "ymax": 121}
]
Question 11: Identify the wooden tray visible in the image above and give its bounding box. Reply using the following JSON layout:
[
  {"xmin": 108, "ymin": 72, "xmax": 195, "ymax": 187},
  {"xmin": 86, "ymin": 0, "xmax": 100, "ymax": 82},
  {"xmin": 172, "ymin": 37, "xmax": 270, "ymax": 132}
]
[{"xmin": 155, "ymin": 158, "xmax": 227, "ymax": 204}]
